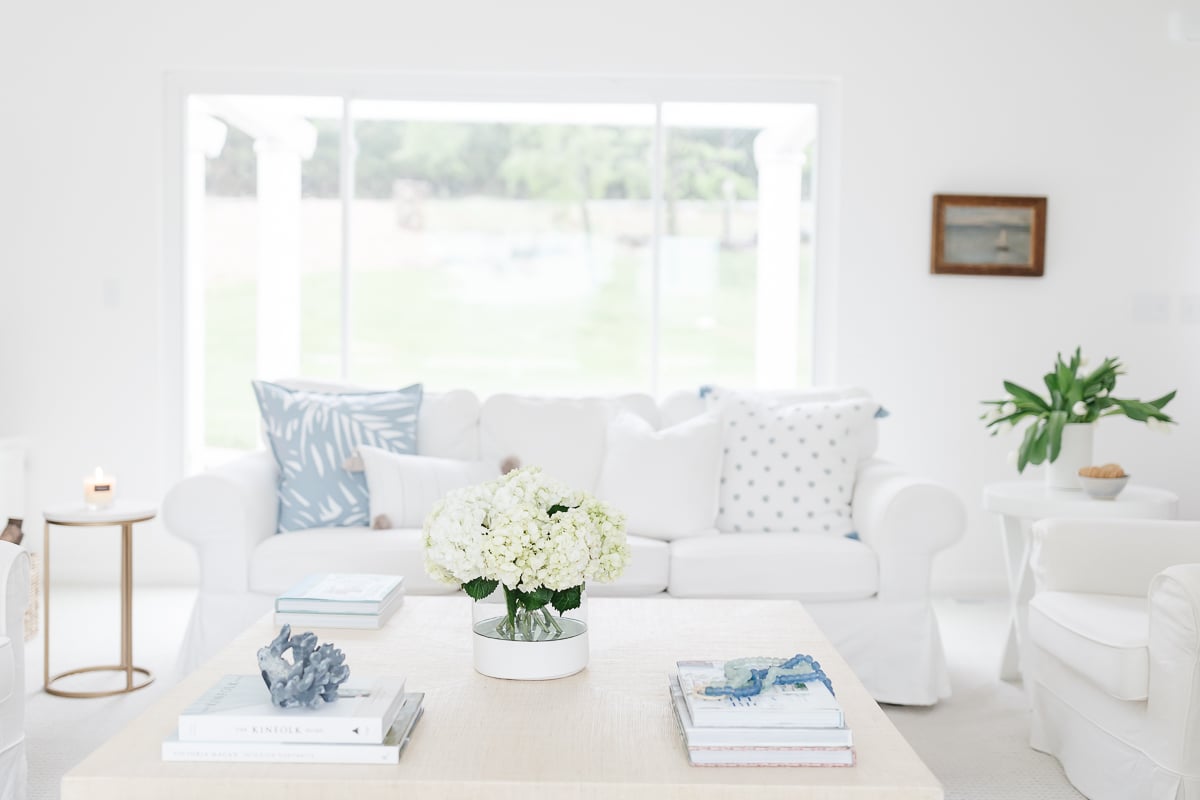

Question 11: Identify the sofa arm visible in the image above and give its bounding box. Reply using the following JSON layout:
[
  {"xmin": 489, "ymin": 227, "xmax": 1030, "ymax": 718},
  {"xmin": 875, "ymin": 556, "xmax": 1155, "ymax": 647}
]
[
  {"xmin": 1031, "ymin": 518, "xmax": 1200, "ymax": 597},
  {"xmin": 163, "ymin": 450, "xmax": 279, "ymax": 594},
  {"xmin": 852, "ymin": 459, "xmax": 965, "ymax": 601},
  {"xmin": 1146, "ymin": 563, "xmax": 1200, "ymax": 776}
]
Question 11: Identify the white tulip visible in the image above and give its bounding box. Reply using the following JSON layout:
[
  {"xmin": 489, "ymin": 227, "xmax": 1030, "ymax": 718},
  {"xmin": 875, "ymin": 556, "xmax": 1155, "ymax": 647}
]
[
  {"xmin": 1097, "ymin": 388, "xmax": 1108, "ymax": 398},
  {"xmin": 1077, "ymin": 356, "xmax": 1089, "ymax": 369},
  {"xmin": 1072, "ymin": 401, "xmax": 1088, "ymax": 416},
  {"xmin": 1007, "ymin": 451, "xmax": 1019, "ymax": 466},
  {"xmin": 1001, "ymin": 402, "xmax": 1017, "ymax": 416}
]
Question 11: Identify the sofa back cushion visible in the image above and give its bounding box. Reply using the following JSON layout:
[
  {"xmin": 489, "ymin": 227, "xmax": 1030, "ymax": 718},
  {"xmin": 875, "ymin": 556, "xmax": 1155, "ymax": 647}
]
[
  {"xmin": 661, "ymin": 385, "xmax": 880, "ymax": 461},
  {"xmin": 272, "ymin": 379, "xmax": 481, "ymax": 460},
  {"xmin": 253, "ymin": 381, "xmax": 423, "ymax": 531},
  {"xmin": 595, "ymin": 412, "xmax": 722, "ymax": 540},
  {"xmin": 479, "ymin": 394, "xmax": 659, "ymax": 492}
]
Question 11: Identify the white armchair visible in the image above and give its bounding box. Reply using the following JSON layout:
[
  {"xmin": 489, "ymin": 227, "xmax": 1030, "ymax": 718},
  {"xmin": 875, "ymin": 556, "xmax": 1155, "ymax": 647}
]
[
  {"xmin": 0, "ymin": 541, "xmax": 30, "ymax": 800},
  {"xmin": 1029, "ymin": 517, "xmax": 1200, "ymax": 800}
]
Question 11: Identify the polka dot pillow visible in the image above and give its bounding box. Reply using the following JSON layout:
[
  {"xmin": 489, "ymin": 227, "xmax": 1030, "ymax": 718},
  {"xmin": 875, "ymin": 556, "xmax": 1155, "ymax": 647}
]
[{"xmin": 715, "ymin": 395, "xmax": 880, "ymax": 536}]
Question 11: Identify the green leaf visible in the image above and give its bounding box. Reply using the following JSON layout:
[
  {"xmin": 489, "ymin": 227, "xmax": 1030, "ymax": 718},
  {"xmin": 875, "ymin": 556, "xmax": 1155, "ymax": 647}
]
[
  {"xmin": 1017, "ymin": 422, "xmax": 1040, "ymax": 473},
  {"xmin": 1148, "ymin": 390, "xmax": 1176, "ymax": 410},
  {"xmin": 505, "ymin": 585, "xmax": 518, "ymax": 624},
  {"xmin": 1028, "ymin": 426, "xmax": 1049, "ymax": 465},
  {"xmin": 1045, "ymin": 410, "xmax": 1067, "ymax": 462},
  {"xmin": 516, "ymin": 586, "xmax": 554, "ymax": 610},
  {"xmin": 1112, "ymin": 398, "xmax": 1153, "ymax": 421},
  {"xmin": 551, "ymin": 585, "xmax": 583, "ymax": 614},
  {"xmin": 1004, "ymin": 381, "xmax": 1050, "ymax": 412},
  {"xmin": 547, "ymin": 504, "xmax": 572, "ymax": 517},
  {"xmin": 462, "ymin": 577, "xmax": 499, "ymax": 601}
]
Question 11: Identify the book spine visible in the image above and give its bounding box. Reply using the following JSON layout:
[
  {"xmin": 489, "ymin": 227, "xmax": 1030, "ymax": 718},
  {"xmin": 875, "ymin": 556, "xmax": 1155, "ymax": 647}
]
[
  {"xmin": 162, "ymin": 740, "xmax": 400, "ymax": 765},
  {"xmin": 178, "ymin": 717, "xmax": 382, "ymax": 744}
]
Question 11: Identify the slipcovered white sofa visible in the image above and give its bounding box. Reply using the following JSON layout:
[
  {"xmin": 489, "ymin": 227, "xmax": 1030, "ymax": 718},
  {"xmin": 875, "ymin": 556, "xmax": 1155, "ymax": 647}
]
[
  {"xmin": 0, "ymin": 541, "xmax": 30, "ymax": 800},
  {"xmin": 165, "ymin": 385, "xmax": 964, "ymax": 705},
  {"xmin": 1029, "ymin": 518, "xmax": 1200, "ymax": 799}
]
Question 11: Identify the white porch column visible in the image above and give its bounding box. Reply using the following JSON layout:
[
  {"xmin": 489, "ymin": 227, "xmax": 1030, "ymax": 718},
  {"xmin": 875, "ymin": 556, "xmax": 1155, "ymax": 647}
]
[
  {"xmin": 752, "ymin": 126, "xmax": 808, "ymax": 389},
  {"xmin": 185, "ymin": 110, "xmax": 227, "ymax": 469},
  {"xmin": 254, "ymin": 138, "xmax": 305, "ymax": 381}
]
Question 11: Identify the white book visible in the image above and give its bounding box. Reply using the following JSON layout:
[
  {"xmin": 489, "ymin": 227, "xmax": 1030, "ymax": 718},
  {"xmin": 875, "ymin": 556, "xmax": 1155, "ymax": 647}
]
[
  {"xmin": 275, "ymin": 573, "xmax": 405, "ymax": 614},
  {"xmin": 668, "ymin": 676, "xmax": 852, "ymax": 748},
  {"xmin": 164, "ymin": 694, "xmax": 425, "ymax": 764},
  {"xmin": 274, "ymin": 589, "xmax": 405, "ymax": 630},
  {"xmin": 179, "ymin": 674, "xmax": 406, "ymax": 744},
  {"xmin": 669, "ymin": 689, "xmax": 854, "ymax": 767},
  {"xmin": 675, "ymin": 660, "xmax": 844, "ymax": 729}
]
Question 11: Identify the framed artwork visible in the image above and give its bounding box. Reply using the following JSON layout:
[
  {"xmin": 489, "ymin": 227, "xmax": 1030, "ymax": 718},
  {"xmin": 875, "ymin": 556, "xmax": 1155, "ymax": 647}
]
[{"xmin": 931, "ymin": 194, "xmax": 1047, "ymax": 276}]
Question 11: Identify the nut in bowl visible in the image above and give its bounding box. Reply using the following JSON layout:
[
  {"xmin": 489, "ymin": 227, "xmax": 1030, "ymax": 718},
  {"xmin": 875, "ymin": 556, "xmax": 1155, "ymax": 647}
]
[{"xmin": 1077, "ymin": 463, "xmax": 1129, "ymax": 500}]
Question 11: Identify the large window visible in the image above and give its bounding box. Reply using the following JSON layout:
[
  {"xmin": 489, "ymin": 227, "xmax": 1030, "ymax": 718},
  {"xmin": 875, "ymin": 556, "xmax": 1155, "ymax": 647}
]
[{"xmin": 185, "ymin": 92, "xmax": 820, "ymax": 461}]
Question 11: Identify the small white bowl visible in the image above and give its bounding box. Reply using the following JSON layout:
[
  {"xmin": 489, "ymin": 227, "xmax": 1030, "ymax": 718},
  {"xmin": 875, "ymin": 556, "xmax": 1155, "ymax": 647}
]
[{"xmin": 1078, "ymin": 474, "xmax": 1130, "ymax": 500}]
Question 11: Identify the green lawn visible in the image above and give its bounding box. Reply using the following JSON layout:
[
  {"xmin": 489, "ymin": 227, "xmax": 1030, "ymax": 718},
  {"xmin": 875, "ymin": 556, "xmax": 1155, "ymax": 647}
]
[{"xmin": 205, "ymin": 235, "xmax": 810, "ymax": 451}]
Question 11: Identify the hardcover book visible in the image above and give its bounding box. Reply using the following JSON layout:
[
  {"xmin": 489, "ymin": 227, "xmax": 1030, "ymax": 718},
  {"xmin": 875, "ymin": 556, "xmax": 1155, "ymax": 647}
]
[
  {"xmin": 164, "ymin": 693, "xmax": 425, "ymax": 764},
  {"xmin": 675, "ymin": 660, "xmax": 844, "ymax": 729},
  {"xmin": 274, "ymin": 589, "xmax": 405, "ymax": 630},
  {"xmin": 178, "ymin": 674, "xmax": 406, "ymax": 744},
  {"xmin": 669, "ymin": 686, "xmax": 854, "ymax": 767},
  {"xmin": 668, "ymin": 676, "xmax": 852, "ymax": 748},
  {"xmin": 275, "ymin": 573, "xmax": 405, "ymax": 614}
]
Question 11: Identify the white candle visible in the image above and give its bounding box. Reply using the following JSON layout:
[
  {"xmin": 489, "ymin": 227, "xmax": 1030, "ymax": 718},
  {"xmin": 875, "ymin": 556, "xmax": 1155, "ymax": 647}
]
[{"xmin": 83, "ymin": 467, "xmax": 117, "ymax": 509}]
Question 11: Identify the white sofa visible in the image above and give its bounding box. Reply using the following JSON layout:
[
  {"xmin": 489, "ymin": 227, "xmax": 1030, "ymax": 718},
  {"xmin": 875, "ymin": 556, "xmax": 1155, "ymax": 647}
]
[
  {"xmin": 0, "ymin": 541, "xmax": 30, "ymax": 800},
  {"xmin": 165, "ymin": 386, "xmax": 964, "ymax": 705},
  {"xmin": 1029, "ymin": 518, "xmax": 1200, "ymax": 799}
]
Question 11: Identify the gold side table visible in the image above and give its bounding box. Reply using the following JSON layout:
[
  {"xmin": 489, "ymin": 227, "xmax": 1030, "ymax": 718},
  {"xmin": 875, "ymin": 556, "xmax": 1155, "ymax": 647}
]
[{"xmin": 43, "ymin": 501, "xmax": 157, "ymax": 698}]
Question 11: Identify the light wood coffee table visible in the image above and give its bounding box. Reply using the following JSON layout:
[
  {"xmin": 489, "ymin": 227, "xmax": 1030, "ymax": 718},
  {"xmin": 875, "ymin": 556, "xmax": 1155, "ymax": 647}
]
[{"xmin": 63, "ymin": 597, "xmax": 942, "ymax": 799}]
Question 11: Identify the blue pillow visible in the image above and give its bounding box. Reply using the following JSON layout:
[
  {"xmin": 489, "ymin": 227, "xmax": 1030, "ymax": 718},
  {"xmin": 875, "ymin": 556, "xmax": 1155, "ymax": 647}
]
[{"xmin": 252, "ymin": 381, "xmax": 423, "ymax": 532}]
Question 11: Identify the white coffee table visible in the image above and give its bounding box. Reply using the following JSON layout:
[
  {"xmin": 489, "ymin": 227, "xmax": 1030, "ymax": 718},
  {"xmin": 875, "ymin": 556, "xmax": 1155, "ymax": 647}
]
[
  {"xmin": 63, "ymin": 597, "xmax": 941, "ymax": 799},
  {"xmin": 983, "ymin": 481, "xmax": 1178, "ymax": 680}
]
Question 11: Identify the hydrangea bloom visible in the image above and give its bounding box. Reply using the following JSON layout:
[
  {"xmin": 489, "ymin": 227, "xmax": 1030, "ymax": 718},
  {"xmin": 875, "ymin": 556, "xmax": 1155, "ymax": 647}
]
[{"xmin": 423, "ymin": 466, "xmax": 629, "ymax": 596}]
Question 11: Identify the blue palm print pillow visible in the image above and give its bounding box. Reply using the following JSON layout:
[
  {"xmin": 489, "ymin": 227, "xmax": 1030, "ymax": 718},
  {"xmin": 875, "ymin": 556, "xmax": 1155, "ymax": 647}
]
[{"xmin": 252, "ymin": 381, "xmax": 423, "ymax": 532}]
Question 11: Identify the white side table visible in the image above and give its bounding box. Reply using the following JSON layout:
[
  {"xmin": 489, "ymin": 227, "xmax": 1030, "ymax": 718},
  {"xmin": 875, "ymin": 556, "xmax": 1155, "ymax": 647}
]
[
  {"xmin": 43, "ymin": 501, "xmax": 157, "ymax": 698},
  {"xmin": 983, "ymin": 481, "xmax": 1178, "ymax": 681}
]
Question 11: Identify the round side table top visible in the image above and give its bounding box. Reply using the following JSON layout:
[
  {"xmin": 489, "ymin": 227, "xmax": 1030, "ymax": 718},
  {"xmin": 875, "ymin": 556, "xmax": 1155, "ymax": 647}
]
[
  {"xmin": 982, "ymin": 481, "xmax": 1178, "ymax": 520},
  {"xmin": 44, "ymin": 501, "xmax": 158, "ymax": 525}
]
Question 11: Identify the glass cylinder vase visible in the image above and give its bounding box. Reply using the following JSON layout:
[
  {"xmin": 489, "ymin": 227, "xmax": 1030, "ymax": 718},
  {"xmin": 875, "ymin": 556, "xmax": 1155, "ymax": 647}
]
[{"xmin": 471, "ymin": 587, "xmax": 588, "ymax": 680}]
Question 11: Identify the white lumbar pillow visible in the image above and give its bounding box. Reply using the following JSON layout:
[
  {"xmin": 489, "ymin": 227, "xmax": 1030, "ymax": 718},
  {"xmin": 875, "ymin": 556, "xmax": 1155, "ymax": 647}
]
[
  {"xmin": 359, "ymin": 445, "xmax": 500, "ymax": 529},
  {"xmin": 595, "ymin": 411, "xmax": 722, "ymax": 540},
  {"xmin": 714, "ymin": 395, "xmax": 880, "ymax": 537}
]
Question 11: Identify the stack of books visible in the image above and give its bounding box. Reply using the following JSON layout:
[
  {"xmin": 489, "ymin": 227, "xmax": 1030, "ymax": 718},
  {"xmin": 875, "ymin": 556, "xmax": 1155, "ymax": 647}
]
[
  {"xmin": 669, "ymin": 660, "xmax": 854, "ymax": 767},
  {"xmin": 274, "ymin": 573, "xmax": 405, "ymax": 629},
  {"xmin": 163, "ymin": 674, "xmax": 423, "ymax": 764}
]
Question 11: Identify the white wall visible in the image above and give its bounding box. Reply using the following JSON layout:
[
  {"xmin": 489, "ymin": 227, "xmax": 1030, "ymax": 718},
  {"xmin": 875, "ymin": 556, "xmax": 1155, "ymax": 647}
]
[{"xmin": 1, "ymin": 0, "xmax": 1197, "ymax": 589}]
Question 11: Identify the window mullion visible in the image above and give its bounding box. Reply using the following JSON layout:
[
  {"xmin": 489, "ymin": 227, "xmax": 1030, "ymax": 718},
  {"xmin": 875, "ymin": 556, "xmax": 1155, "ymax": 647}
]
[
  {"xmin": 339, "ymin": 97, "xmax": 355, "ymax": 382},
  {"xmin": 650, "ymin": 103, "xmax": 664, "ymax": 396}
]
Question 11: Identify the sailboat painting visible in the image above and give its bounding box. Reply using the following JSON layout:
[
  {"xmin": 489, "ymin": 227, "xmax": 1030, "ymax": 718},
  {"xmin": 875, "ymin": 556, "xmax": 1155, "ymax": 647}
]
[{"xmin": 931, "ymin": 194, "xmax": 1047, "ymax": 276}]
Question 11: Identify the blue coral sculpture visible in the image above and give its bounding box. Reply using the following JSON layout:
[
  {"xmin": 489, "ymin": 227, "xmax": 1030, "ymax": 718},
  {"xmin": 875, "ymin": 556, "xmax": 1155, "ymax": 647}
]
[{"xmin": 257, "ymin": 624, "xmax": 351, "ymax": 709}]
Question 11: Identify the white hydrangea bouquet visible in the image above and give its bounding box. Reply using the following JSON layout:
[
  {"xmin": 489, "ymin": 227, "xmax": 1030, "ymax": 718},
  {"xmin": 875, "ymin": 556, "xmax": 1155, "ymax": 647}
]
[{"xmin": 423, "ymin": 466, "xmax": 629, "ymax": 640}]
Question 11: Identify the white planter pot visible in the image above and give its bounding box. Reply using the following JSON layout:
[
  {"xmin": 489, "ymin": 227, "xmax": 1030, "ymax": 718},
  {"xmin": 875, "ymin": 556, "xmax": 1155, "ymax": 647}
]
[{"xmin": 1045, "ymin": 423, "xmax": 1094, "ymax": 490}]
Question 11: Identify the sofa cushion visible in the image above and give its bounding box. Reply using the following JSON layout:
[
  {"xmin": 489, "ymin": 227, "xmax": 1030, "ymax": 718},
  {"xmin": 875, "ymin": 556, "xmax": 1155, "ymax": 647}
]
[
  {"xmin": 587, "ymin": 534, "xmax": 670, "ymax": 596},
  {"xmin": 253, "ymin": 381, "xmax": 423, "ymax": 531},
  {"xmin": 668, "ymin": 533, "xmax": 878, "ymax": 600},
  {"xmin": 1029, "ymin": 591, "xmax": 1149, "ymax": 701},
  {"xmin": 359, "ymin": 447, "xmax": 499, "ymax": 529},
  {"xmin": 479, "ymin": 394, "xmax": 659, "ymax": 492},
  {"xmin": 250, "ymin": 528, "xmax": 458, "ymax": 596},
  {"xmin": 595, "ymin": 412, "xmax": 722, "ymax": 540},
  {"xmin": 714, "ymin": 396, "xmax": 879, "ymax": 537}
]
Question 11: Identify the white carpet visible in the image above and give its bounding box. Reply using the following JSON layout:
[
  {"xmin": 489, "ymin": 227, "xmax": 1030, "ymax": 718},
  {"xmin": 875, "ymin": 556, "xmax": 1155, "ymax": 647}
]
[{"xmin": 21, "ymin": 592, "xmax": 1082, "ymax": 799}]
